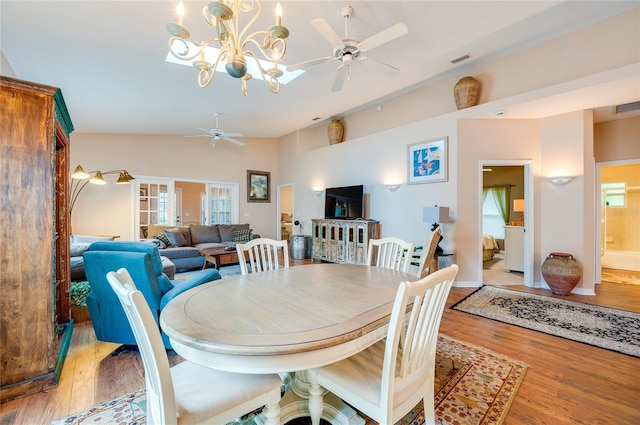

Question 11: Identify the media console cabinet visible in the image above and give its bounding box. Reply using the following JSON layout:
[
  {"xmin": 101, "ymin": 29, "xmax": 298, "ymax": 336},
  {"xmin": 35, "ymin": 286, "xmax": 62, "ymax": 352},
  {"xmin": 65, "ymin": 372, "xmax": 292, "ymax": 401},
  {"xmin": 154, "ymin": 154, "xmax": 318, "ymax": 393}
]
[{"xmin": 311, "ymin": 219, "xmax": 381, "ymax": 265}]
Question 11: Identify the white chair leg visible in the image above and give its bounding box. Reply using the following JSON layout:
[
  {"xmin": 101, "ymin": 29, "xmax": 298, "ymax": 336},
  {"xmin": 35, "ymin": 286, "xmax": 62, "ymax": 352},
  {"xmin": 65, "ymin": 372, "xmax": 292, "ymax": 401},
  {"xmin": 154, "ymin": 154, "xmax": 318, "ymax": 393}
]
[{"xmin": 423, "ymin": 397, "xmax": 435, "ymax": 425}]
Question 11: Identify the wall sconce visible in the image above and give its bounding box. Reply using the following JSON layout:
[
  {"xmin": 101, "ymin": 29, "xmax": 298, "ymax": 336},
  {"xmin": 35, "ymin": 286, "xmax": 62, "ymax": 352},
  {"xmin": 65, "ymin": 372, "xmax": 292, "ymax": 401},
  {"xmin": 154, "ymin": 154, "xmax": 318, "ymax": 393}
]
[
  {"xmin": 548, "ymin": 176, "xmax": 575, "ymax": 186},
  {"xmin": 313, "ymin": 190, "xmax": 324, "ymax": 197},
  {"xmin": 385, "ymin": 184, "xmax": 400, "ymax": 192},
  {"xmin": 70, "ymin": 165, "xmax": 134, "ymax": 218},
  {"xmin": 422, "ymin": 206, "xmax": 450, "ymax": 253}
]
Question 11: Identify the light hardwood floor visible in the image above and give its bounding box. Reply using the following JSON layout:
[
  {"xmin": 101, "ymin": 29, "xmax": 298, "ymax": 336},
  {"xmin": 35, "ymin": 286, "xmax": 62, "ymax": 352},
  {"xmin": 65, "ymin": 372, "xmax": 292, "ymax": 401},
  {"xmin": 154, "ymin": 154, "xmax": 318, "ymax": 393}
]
[{"xmin": 1, "ymin": 260, "xmax": 639, "ymax": 425}]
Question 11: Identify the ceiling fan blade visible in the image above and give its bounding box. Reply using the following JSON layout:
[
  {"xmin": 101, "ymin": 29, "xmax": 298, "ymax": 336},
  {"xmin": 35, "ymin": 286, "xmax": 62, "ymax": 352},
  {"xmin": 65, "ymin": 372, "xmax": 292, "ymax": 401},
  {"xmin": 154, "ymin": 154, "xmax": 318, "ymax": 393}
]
[
  {"xmin": 359, "ymin": 22, "xmax": 408, "ymax": 52},
  {"xmin": 209, "ymin": 138, "xmax": 219, "ymax": 147},
  {"xmin": 311, "ymin": 18, "xmax": 344, "ymax": 47},
  {"xmin": 361, "ymin": 57, "xmax": 400, "ymax": 77},
  {"xmin": 184, "ymin": 134, "xmax": 211, "ymax": 138},
  {"xmin": 331, "ymin": 65, "xmax": 348, "ymax": 92},
  {"xmin": 223, "ymin": 136, "xmax": 245, "ymax": 146},
  {"xmin": 286, "ymin": 56, "xmax": 334, "ymax": 72},
  {"xmin": 224, "ymin": 132, "xmax": 243, "ymax": 137}
]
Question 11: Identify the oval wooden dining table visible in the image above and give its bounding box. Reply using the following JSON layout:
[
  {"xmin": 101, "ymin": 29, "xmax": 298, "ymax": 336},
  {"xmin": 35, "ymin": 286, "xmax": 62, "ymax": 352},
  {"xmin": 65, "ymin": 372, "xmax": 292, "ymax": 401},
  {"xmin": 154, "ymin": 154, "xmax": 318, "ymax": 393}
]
[{"xmin": 160, "ymin": 263, "xmax": 416, "ymax": 425}]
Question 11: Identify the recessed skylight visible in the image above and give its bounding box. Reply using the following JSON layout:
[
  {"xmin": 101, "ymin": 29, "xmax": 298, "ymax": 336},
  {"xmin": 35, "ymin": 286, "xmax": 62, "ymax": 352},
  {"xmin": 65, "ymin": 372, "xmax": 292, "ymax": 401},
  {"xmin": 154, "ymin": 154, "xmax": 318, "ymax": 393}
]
[{"xmin": 165, "ymin": 40, "xmax": 304, "ymax": 85}]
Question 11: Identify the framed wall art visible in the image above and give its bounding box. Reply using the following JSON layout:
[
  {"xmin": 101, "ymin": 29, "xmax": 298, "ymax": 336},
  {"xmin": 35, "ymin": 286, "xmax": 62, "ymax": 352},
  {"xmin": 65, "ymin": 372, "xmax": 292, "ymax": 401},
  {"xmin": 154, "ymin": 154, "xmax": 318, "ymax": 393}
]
[
  {"xmin": 247, "ymin": 170, "xmax": 271, "ymax": 202},
  {"xmin": 407, "ymin": 137, "xmax": 448, "ymax": 184}
]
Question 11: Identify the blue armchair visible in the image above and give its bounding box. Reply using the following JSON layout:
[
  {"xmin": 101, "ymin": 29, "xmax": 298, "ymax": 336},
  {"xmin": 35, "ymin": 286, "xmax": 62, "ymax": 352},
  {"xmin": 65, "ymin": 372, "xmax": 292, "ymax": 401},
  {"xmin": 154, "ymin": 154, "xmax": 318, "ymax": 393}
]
[{"xmin": 83, "ymin": 241, "xmax": 220, "ymax": 349}]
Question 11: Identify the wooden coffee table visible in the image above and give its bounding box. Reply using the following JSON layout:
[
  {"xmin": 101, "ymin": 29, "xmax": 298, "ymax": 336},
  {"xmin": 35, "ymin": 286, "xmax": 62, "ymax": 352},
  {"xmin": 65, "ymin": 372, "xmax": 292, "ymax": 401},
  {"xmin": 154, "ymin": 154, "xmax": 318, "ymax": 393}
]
[{"xmin": 199, "ymin": 247, "xmax": 239, "ymax": 270}]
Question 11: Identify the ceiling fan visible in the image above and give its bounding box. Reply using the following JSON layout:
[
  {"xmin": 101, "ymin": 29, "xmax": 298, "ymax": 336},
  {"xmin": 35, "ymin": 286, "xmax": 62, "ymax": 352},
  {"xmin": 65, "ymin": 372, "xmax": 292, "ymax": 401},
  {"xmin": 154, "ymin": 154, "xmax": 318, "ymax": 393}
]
[
  {"xmin": 184, "ymin": 112, "xmax": 244, "ymax": 148},
  {"xmin": 286, "ymin": 6, "xmax": 408, "ymax": 92}
]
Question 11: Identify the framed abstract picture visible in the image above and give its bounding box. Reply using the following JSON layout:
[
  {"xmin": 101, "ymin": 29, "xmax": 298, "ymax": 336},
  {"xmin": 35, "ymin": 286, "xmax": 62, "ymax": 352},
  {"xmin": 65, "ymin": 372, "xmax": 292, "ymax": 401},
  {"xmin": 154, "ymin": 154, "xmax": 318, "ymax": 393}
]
[
  {"xmin": 247, "ymin": 170, "xmax": 270, "ymax": 202},
  {"xmin": 407, "ymin": 137, "xmax": 448, "ymax": 184}
]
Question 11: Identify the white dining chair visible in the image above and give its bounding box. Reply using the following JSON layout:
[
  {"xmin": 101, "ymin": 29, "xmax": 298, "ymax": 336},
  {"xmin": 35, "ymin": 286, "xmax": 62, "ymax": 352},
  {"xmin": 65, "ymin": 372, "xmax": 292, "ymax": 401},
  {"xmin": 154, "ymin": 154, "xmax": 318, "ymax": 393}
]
[
  {"xmin": 106, "ymin": 268, "xmax": 282, "ymax": 425},
  {"xmin": 367, "ymin": 237, "xmax": 415, "ymax": 273},
  {"xmin": 236, "ymin": 238, "xmax": 289, "ymax": 275},
  {"xmin": 415, "ymin": 227, "xmax": 442, "ymax": 278},
  {"xmin": 307, "ymin": 264, "xmax": 459, "ymax": 425}
]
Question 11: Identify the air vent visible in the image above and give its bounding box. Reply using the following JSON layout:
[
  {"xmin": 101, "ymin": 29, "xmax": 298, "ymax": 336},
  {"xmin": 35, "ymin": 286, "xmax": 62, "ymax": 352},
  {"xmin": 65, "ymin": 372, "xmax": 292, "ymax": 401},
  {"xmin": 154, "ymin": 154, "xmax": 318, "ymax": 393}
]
[
  {"xmin": 615, "ymin": 101, "xmax": 640, "ymax": 114},
  {"xmin": 451, "ymin": 54, "xmax": 471, "ymax": 64}
]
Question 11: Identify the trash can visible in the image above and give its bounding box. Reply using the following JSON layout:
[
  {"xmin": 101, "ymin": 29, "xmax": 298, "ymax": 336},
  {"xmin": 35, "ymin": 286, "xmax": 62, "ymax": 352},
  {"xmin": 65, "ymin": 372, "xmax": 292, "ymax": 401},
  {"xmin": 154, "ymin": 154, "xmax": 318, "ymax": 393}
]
[{"xmin": 290, "ymin": 235, "xmax": 311, "ymax": 259}]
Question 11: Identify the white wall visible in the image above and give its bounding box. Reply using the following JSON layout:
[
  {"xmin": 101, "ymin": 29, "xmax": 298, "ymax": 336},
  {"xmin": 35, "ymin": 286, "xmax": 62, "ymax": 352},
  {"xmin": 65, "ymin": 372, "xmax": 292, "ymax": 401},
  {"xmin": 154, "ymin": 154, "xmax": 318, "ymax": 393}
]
[{"xmin": 70, "ymin": 133, "xmax": 279, "ymax": 240}]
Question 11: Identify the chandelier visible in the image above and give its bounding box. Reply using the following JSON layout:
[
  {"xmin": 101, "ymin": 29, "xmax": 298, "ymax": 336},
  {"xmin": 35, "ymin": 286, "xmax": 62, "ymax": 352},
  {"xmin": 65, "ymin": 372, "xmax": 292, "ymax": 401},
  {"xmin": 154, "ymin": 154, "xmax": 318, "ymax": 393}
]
[{"xmin": 166, "ymin": 1, "xmax": 289, "ymax": 95}]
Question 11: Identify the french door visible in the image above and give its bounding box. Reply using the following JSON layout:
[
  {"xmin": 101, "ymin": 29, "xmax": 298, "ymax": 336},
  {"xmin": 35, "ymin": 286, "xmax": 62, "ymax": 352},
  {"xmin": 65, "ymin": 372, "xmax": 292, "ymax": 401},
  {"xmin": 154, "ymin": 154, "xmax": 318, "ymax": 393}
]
[{"xmin": 134, "ymin": 178, "xmax": 239, "ymax": 238}]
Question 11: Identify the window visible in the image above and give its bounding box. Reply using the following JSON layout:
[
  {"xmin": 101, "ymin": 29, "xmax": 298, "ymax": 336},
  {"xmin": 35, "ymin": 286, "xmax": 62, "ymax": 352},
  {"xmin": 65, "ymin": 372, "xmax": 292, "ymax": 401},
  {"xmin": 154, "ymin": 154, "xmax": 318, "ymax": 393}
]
[
  {"xmin": 483, "ymin": 190, "xmax": 505, "ymax": 239},
  {"xmin": 602, "ymin": 182, "xmax": 626, "ymax": 207},
  {"xmin": 202, "ymin": 182, "xmax": 239, "ymax": 225}
]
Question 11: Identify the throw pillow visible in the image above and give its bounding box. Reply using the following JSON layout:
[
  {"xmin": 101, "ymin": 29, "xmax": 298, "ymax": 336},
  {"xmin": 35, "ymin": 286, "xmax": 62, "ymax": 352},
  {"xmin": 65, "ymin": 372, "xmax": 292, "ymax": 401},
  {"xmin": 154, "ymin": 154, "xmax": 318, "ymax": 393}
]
[
  {"xmin": 153, "ymin": 234, "xmax": 170, "ymax": 249},
  {"xmin": 233, "ymin": 228, "xmax": 252, "ymax": 243},
  {"xmin": 219, "ymin": 224, "xmax": 249, "ymax": 241},
  {"xmin": 164, "ymin": 228, "xmax": 188, "ymax": 247}
]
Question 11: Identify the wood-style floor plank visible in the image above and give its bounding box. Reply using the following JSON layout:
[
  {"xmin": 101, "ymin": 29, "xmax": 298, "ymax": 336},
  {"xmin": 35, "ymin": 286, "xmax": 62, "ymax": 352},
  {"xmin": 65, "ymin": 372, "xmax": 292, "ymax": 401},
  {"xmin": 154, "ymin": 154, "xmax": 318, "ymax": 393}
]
[{"xmin": 1, "ymin": 261, "xmax": 639, "ymax": 425}]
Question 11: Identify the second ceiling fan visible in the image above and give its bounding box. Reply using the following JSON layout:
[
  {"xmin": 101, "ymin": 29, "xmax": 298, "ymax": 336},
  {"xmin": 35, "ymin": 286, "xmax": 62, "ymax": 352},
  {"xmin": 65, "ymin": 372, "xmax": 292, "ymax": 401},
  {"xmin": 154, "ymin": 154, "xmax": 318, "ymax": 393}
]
[
  {"xmin": 287, "ymin": 6, "xmax": 408, "ymax": 92},
  {"xmin": 184, "ymin": 112, "xmax": 244, "ymax": 148}
]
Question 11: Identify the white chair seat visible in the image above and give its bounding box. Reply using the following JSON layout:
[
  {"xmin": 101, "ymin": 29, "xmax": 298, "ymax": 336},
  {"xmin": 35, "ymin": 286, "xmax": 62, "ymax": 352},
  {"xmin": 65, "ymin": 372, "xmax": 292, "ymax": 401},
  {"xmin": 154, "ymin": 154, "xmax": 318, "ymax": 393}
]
[{"xmin": 171, "ymin": 361, "xmax": 282, "ymax": 424}]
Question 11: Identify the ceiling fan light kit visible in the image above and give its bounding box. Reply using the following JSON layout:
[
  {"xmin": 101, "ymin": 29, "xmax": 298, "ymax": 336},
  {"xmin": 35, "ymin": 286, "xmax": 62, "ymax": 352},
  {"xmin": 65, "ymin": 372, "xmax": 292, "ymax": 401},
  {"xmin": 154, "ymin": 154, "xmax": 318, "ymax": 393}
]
[
  {"xmin": 286, "ymin": 5, "xmax": 408, "ymax": 92},
  {"xmin": 166, "ymin": 1, "xmax": 289, "ymax": 95}
]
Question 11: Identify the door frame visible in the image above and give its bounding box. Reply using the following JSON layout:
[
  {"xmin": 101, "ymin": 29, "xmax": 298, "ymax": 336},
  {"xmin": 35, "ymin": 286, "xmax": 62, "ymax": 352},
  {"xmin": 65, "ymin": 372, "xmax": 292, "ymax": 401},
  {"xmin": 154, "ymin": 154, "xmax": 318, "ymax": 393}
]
[
  {"xmin": 478, "ymin": 160, "xmax": 534, "ymax": 287},
  {"xmin": 277, "ymin": 183, "xmax": 294, "ymax": 240}
]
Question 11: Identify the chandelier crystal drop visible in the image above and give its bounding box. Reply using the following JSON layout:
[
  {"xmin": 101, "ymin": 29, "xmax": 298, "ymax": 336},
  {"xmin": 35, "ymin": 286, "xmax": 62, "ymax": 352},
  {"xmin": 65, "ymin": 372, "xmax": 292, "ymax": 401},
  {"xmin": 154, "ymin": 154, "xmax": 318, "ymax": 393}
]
[{"xmin": 166, "ymin": 1, "xmax": 289, "ymax": 96}]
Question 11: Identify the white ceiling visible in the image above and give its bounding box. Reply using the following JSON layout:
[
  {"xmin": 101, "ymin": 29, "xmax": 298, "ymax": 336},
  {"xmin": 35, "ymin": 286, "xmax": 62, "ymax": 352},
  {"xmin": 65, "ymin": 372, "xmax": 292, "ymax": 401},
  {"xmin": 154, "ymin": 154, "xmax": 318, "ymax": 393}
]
[{"xmin": 1, "ymin": 1, "xmax": 638, "ymax": 139}]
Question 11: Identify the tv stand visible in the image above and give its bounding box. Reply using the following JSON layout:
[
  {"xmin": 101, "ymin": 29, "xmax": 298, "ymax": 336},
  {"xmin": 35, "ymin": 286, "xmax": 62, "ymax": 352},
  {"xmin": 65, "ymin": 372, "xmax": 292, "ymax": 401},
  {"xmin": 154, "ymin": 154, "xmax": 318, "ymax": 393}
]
[{"xmin": 311, "ymin": 219, "xmax": 381, "ymax": 264}]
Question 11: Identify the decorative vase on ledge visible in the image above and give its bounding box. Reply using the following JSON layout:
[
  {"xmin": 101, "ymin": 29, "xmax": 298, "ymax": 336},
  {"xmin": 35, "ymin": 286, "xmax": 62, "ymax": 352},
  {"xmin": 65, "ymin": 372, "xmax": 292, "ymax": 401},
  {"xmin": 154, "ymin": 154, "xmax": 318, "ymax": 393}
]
[
  {"xmin": 328, "ymin": 119, "xmax": 344, "ymax": 145},
  {"xmin": 541, "ymin": 252, "xmax": 582, "ymax": 295},
  {"xmin": 453, "ymin": 76, "xmax": 480, "ymax": 110}
]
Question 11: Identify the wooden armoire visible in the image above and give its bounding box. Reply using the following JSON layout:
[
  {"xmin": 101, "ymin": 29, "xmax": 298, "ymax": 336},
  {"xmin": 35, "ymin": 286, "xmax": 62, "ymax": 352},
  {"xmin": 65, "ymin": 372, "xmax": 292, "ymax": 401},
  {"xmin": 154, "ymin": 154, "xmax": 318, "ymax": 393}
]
[{"xmin": 0, "ymin": 76, "xmax": 74, "ymax": 402}]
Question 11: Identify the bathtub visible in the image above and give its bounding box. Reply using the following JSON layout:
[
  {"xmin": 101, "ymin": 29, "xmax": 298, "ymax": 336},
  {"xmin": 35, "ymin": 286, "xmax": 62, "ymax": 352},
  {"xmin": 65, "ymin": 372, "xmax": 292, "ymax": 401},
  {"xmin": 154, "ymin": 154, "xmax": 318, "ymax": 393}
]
[{"xmin": 601, "ymin": 250, "xmax": 640, "ymax": 271}]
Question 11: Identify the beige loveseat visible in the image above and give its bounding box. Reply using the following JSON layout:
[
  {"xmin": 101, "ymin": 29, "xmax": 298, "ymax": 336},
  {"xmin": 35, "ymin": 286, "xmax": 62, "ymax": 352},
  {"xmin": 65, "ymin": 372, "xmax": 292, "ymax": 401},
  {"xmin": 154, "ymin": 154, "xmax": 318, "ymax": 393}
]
[{"xmin": 145, "ymin": 223, "xmax": 257, "ymax": 271}]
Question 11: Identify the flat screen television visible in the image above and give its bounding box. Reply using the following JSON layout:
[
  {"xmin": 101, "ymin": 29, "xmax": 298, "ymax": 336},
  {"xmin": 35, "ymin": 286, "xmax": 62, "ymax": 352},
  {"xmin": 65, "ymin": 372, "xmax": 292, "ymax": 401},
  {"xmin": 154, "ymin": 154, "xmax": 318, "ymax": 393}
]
[{"xmin": 324, "ymin": 185, "xmax": 364, "ymax": 219}]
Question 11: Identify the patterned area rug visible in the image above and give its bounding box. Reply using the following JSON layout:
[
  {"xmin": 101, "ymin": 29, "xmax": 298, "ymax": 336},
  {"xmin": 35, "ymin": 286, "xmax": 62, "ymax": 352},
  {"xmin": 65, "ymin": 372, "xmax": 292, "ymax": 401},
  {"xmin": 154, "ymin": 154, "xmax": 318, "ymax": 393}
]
[
  {"xmin": 52, "ymin": 335, "xmax": 526, "ymax": 425},
  {"xmin": 452, "ymin": 285, "xmax": 640, "ymax": 357}
]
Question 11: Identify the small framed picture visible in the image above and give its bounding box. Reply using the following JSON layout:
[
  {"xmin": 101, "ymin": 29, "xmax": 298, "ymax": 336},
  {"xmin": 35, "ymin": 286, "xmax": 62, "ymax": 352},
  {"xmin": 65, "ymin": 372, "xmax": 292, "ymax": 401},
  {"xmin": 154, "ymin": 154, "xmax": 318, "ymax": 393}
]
[
  {"xmin": 407, "ymin": 137, "xmax": 448, "ymax": 184},
  {"xmin": 139, "ymin": 188, "xmax": 148, "ymax": 197},
  {"xmin": 247, "ymin": 170, "xmax": 270, "ymax": 202}
]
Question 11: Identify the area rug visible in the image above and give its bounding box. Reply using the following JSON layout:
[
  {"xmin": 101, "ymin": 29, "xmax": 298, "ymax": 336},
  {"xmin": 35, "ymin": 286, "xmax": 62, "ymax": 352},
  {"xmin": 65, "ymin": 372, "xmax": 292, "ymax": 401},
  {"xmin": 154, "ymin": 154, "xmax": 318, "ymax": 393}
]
[
  {"xmin": 601, "ymin": 269, "xmax": 640, "ymax": 286},
  {"xmin": 52, "ymin": 335, "xmax": 527, "ymax": 425},
  {"xmin": 452, "ymin": 285, "xmax": 640, "ymax": 357}
]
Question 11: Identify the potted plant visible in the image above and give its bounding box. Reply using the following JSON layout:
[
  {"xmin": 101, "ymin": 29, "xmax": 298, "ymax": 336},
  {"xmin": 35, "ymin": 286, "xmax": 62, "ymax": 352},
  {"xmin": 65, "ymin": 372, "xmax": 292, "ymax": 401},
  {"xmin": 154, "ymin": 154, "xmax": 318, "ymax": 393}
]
[{"xmin": 70, "ymin": 281, "xmax": 91, "ymax": 323}]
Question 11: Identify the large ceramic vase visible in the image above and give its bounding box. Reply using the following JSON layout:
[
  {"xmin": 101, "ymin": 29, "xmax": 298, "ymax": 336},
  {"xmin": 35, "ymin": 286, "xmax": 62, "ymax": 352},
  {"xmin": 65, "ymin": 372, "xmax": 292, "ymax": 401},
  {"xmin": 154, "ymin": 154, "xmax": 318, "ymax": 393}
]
[
  {"xmin": 453, "ymin": 76, "xmax": 480, "ymax": 110},
  {"xmin": 541, "ymin": 252, "xmax": 582, "ymax": 295},
  {"xmin": 327, "ymin": 119, "xmax": 344, "ymax": 145}
]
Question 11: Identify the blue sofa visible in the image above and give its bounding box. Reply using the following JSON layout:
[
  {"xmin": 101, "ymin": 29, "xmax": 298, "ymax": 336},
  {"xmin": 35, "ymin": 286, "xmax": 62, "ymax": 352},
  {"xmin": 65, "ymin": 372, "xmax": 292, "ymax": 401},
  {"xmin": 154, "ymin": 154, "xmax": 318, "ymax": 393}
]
[{"xmin": 83, "ymin": 241, "xmax": 220, "ymax": 349}]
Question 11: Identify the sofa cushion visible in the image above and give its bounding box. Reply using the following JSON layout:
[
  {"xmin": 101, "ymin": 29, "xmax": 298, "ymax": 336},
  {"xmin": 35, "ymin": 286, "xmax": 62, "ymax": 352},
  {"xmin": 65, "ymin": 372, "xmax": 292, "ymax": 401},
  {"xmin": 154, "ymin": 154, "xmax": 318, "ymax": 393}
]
[
  {"xmin": 233, "ymin": 228, "xmax": 252, "ymax": 242},
  {"xmin": 164, "ymin": 228, "xmax": 189, "ymax": 247},
  {"xmin": 193, "ymin": 242, "xmax": 231, "ymax": 250},
  {"xmin": 189, "ymin": 224, "xmax": 221, "ymax": 244},
  {"xmin": 146, "ymin": 224, "xmax": 176, "ymax": 238},
  {"xmin": 218, "ymin": 224, "xmax": 250, "ymax": 242},
  {"xmin": 159, "ymin": 246, "xmax": 201, "ymax": 259}
]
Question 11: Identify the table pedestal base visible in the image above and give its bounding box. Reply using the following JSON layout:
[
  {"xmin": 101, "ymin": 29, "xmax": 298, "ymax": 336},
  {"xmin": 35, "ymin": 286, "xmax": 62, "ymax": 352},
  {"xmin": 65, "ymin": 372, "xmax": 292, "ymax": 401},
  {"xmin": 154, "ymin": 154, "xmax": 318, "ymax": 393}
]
[{"xmin": 255, "ymin": 372, "xmax": 364, "ymax": 425}]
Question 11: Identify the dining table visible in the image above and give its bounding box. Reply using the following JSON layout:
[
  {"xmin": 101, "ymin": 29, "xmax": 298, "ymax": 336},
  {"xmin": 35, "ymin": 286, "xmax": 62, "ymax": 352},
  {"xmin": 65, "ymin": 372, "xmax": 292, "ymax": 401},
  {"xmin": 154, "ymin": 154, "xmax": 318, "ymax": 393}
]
[{"xmin": 160, "ymin": 263, "xmax": 416, "ymax": 425}]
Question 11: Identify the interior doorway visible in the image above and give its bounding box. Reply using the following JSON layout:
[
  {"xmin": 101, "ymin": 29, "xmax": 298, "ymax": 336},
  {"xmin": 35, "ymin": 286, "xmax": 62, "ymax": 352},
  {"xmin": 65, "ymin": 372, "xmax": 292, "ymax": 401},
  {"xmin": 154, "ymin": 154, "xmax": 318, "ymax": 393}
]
[
  {"xmin": 596, "ymin": 160, "xmax": 640, "ymax": 279},
  {"xmin": 480, "ymin": 161, "xmax": 533, "ymax": 287},
  {"xmin": 277, "ymin": 184, "xmax": 294, "ymax": 241}
]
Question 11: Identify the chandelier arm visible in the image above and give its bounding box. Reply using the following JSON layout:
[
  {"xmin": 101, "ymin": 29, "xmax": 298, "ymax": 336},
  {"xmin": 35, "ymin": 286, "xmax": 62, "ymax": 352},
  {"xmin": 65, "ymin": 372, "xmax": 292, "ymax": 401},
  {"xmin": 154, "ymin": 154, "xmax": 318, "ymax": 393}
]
[
  {"xmin": 244, "ymin": 51, "xmax": 280, "ymax": 94},
  {"xmin": 167, "ymin": 37, "xmax": 219, "ymax": 62},
  {"xmin": 197, "ymin": 47, "xmax": 228, "ymax": 87},
  {"xmin": 236, "ymin": 0, "xmax": 261, "ymax": 46},
  {"xmin": 242, "ymin": 36, "xmax": 286, "ymax": 63}
]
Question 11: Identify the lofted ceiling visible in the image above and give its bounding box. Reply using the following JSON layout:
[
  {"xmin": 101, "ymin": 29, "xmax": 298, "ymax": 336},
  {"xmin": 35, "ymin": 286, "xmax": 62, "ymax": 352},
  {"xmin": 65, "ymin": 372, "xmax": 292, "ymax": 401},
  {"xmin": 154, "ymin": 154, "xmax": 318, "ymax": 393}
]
[{"xmin": 1, "ymin": 1, "xmax": 638, "ymax": 140}]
